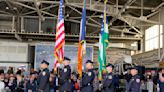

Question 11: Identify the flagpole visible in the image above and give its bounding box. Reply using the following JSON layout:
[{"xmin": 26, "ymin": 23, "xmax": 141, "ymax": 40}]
[
  {"xmin": 104, "ymin": 0, "xmax": 107, "ymax": 34},
  {"xmin": 77, "ymin": 0, "xmax": 86, "ymax": 78},
  {"xmin": 54, "ymin": 0, "xmax": 65, "ymax": 80},
  {"xmin": 103, "ymin": 0, "xmax": 107, "ymax": 72},
  {"xmin": 54, "ymin": 0, "xmax": 60, "ymax": 73},
  {"xmin": 56, "ymin": 0, "xmax": 60, "ymax": 79}
]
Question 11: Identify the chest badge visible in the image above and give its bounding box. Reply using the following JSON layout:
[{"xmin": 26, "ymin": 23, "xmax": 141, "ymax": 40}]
[
  {"xmin": 136, "ymin": 79, "xmax": 140, "ymax": 83},
  {"xmin": 42, "ymin": 71, "xmax": 46, "ymax": 76},
  {"xmin": 88, "ymin": 72, "xmax": 92, "ymax": 76},
  {"xmin": 108, "ymin": 75, "xmax": 112, "ymax": 79},
  {"xmin": 64, "ymin": 68, "xmax": 67, "ymax": 72}
]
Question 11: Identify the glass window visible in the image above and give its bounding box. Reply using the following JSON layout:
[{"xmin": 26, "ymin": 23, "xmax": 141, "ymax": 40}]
[{"xmin": 145, "ymin": 25, "xmax": 163, "ymax": 51}]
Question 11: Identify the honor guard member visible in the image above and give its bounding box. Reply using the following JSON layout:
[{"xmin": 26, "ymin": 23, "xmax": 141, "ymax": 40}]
[
  {"xmin": 102, "ymin": 63, "xmax": 115, "ymax": 92},
  {"xmin": 38, "ymin": 60, "xmax": 50, "ymax": 92},
  {"xmin": 81, "ymin": 60, "xmax": 95, "ymax": 92},
  {"xmin": 127, "ymin": 66, "xmax": 141, "ymax": 92},
  {"xmin": 59, "ymin": 57, "xmax": 72, "ymax": 92},
  {"xmin": 26, "ymin": 73, "xmax": 37, "ymax": 92},
  {"xmin": 157, "ymin": 68, "xmax": 164, "ymax": 92}
]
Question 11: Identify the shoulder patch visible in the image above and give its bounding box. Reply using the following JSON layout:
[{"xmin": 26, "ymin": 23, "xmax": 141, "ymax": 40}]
[
  {"xmin": 136, "ymin": 79, "xmax": 140, "ymax": 83},
  {"xmin": 131, "ymin": 78, "xmax": 134, "ymax": 81},
  {"xmin": 64, "ymin": 68, "xmax": 67, "ymax": 72},
  {"xmin": 8, "ymin": 82, "xmax": 12, "ymax": 86},
  {"xmin": 28, "ymin": 89, "xmax": 32, "ymax": 92},
  {"xmin": 42, "ymin": 71, "xmax": 46, "ymax": 76},
  {"xmin": 88, "ymin": 72, "xmax": 92, "ymax": 76},
  {"xmin": 108, "ymin": 75, "xmax": 112, "ymax": 79}
]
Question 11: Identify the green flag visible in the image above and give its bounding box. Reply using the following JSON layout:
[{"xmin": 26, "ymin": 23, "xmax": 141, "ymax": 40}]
[{"xmin": 98, "ymin": 15, "xmax": 109, "ymax": 80}]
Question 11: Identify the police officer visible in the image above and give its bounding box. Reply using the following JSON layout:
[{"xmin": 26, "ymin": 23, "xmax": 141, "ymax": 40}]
[
  {"xmin": 59, "ymin": 57, "xmax": 72, "ymax": 92},
  {"xmin": 14, "ymin": 70, "xmax": 24, "ymax": 92},
  {"xmin": 26, "ymin": 72, "xmax": 37, "ymax": 92},
  {"xmin": 81, "ymin": 60, "xmax": 95, "ymax": 92},
  {"xmin": 157, "ymin": 68, "xmax": 164, "ymax": 92},
  {"xmin": 127, "ymin": 66, "xmax": 141, "ymax": 92},
  {"xmin": 38, "ymin": 60, "xmax": 50, "ymax": 92},
  {"xmin": 102, "ymin": 63, "xmax": 115, "ymax": 92}
]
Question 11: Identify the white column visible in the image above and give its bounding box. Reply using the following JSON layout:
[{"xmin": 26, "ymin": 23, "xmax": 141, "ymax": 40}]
[
  {"xmin": 158, "ymin": 24, "xmax": 161, "ymax": 59},
  {"xmin": 160, "ymin": 7, "xmax": 164, "ymax": 61},
  {"xmin": 39, "ymin": 18, "xmax": 42, "ymax": 33},
  {"xmin": 12, "ymin": 16, "xmax": 15, "ymax": 32},
  {"xmin": 160, "ymin": 25, "xmax": 164, "ymax": 62},
  {"xmin": 140, "ymin": 23, "xmax": 144, "ymax": 53},
  {"xmin": 161, "ymin": 24, "xmax": 164, "ymax": 62},
  {"xmin": 163, "ymin": 25, "xmax": 164, "ymax": 61},
  {"xmin": 163, "ymin": 24, "xmax": 164, "ymax": 48},
  {"xmin": 141, "ymin": 39, "xmax": 144, "ymax": 53},
  {"xmin": 115, "ymin": 0, "xmax": 118, "ymax": 13},
  {"xmin": 21, "ymin": 17, "xmax": 25, "ymax": 32},
  {"xmin": 140, "ymin": 0, "xmax": 145, "ymax": 55},
  {"xmin": 141, "ymin": 0, "xmax": 143, "ymax": 16}
]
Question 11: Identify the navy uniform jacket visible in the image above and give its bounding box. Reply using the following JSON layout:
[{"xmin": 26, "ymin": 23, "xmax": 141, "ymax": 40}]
[
  {"xmin": 8, "ymin": 79, "xmax": 17, "ymax": 91},
  {"xmin": 102, "ymin": 73, "xmax": 115, "ymax": 92},
  {"xmin": 38, "ymin": 68, "xmax": 50, "ymax": 92},
  {"xmin": 26, "ymin": 80, "xmax": 37, "ymax": 92},
  {"xmin": 59, "ymin": 65, "xmax": 72, "ymax": 92},
  {"xmin": 13, "ymin": 80, "xmax": 24, "ymax": 92},
  {"xmin": 157, "ymin": 79, "xmax": 164, "ymax": 92},
  {"xmin": 127, "ymin": 75, "xmax": 141, "ymax": 92},
  {"xmin": 81, "ymin": 69, "xmax": 95, "ymax": 92}
]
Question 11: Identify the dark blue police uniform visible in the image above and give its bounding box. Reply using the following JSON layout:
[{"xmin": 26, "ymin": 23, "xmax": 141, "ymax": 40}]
[
  {"xmin": 38, "ymin": 60, "xmax": 50, "ymax": 92},
  {"xmin": 127, "ymin": 74, "xmax": 141, "ymax": 92},
  {"xmin": 59, "ymin": 57, "xmax": 72, "ymax": 92},
  {"xmin": 81, "ymin": 69, "xmax": 95, "ymax": 92},
  {"xmin": 13, "ymin": 70, "xmax": 24, "ymax": 92},
  {"xmin": 102, "ymin": 63, "xmax": 117, "ymax": 92},
  {"xmin": 157, "ymin": 74, "xmax": 164, "ymax": 92},
  {"xmin": 127, "ymin": 67, "xmax": 141, "ymax": 92},
  {"xmin": 103, "ymin": 73, "xmax": 115, "ymax": 92},
  {"xmin": 81, "ymin": 60, "xmax": 95, "ymax": 92},
  {"xmin": 26, "ymin": 79, "xmax": 37, "ymax": 92}
]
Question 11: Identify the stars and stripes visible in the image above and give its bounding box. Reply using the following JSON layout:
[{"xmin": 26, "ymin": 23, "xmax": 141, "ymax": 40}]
[{"xmin": 54, "ymin": 0, "xmax": 65, "ymax": 68}]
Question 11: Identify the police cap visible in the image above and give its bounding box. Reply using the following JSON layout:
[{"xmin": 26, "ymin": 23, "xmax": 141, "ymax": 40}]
[
  {"xmin": 64, "ymin": 57, "xmax": 71, "ymax": 61},
  {"xmin": 129, "ymin": 66, "xmax": 138, "ymax": 70},
  {"xmin": 41, "ymin": 60, "xmax": 49, "ymax": 65},
  {"xmin": 106, "ymin": 63, "xmax": 114, "ymax": 68},
  {"xmin": 16, "ymin": 70, "xmax": 22, "ymax": 75},
  {"xmin": 86, "ymin": 60, "xmax": 93, "ymax": 64}
]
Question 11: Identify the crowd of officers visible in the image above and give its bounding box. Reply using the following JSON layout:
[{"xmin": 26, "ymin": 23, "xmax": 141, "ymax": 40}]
[
  {"xmin": 37, "ymin": 57, "xmax": 164, "ymax": 92},
  {"xmin": 0, "ymin": 57, "xmax": 164, "ymax": 92}
]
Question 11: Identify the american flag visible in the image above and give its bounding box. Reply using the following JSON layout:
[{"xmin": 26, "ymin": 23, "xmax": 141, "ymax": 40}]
[{"xmin": 54, "ymin": 0, "xmax": 65, "ymax": 68}]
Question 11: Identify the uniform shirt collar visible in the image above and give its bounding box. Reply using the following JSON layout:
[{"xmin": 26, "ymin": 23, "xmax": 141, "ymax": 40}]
[
  {"xmin": 87, "ymin": 69, "xmax": 93, "ymax": 72},
  {"xmin": 64, "ymin": 65, "xmax": 69, "ymax": 67},
  {"xmin": 108, "ymin": 72, "xmax": 112, "ymax": 75},
  {"xmin": 43, "ymin": 68, "xmax": 48, "ymax": 71}
]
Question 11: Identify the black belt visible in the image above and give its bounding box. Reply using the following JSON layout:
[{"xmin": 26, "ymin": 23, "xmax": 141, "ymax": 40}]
[
  {"xmin": 82, "ymin": 83, "xmax": 93, "ymax": 88},
  {"xmin": 128, "ymin": 89, "xmax": 134, "ymax": 92},
  {"xmin": 87, "ymin": 83, "xmax": 92, "ymax": 86}
]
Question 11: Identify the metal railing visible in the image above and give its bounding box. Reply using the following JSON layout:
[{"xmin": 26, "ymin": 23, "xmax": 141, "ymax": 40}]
[{"xmin": 0, "ymin": 28, "xmax": 141, "ymax": 40}]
